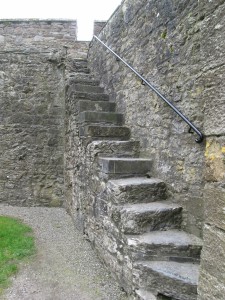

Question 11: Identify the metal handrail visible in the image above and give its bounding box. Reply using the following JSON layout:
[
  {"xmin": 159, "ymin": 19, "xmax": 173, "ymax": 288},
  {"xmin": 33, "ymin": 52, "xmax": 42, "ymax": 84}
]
[{"xmin": 93, "ymin": 35, "xmax": 204, "ymax": 143}]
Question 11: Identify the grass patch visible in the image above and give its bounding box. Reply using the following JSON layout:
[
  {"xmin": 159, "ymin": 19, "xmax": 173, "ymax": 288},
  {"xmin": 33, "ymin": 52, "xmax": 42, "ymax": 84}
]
[{"xmin": 0, "ymin": 216, "xmax": 35, "ymax": 294}]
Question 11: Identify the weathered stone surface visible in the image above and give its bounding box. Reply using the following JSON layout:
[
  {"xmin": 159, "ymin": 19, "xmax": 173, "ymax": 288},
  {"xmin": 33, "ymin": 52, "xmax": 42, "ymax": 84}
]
[
  {"xmin": 111, "ymin": 202, "xmax": 182, "ymax": 234},
  {"xmin": 134, "ymin": 261, "xmax": 199, "ymax": 300},
  {"xmin": 134, "ymin": 289, "xmax": 157, "ymax": 300},
  {"xmin": 0, "ymin": 20, "xmax": 87, "ymax": 206},
  {"xmin": 88, "ymin": 0, "xmax": 211, "ymax": 237},
  {"xmin": 0, "ymin": 50, "xmax": 65, "ymax": 206},
  {"xmin": 87, "ymin": 140, "xmax": 140, "ymax": 158},
  {"xmin": 106, "ymin": 178, "xmax": 168, "ymax": 204},
  {"xmin": 0, "ymin": 19, "xmax": 77, "ymax": 52},
  {"xmin": 126, "ymin": 230, "xmax": 202, "ymax": 262},
  {"xmin": 79, "ymin": 125, "xmax": 131, "ymax": 140},
  {"xmin": 79, "ymin": 111, "xmax": 124, "ymax": 125},
  {"xmin": 198, "ymin": 224, "xmax": 225, "ymax": 300},
  {"xmin": 78, "ymin": 100, "xmax": 116, "ymax": 113},
  {"xmin": 203, "ymin": 184, "xmax": 225, "ymax": 231},
  {"xmin": 204, "ymin": 137, "xmax": 225, "ymax": 182},
  {"xmin": 99, "ymin": 158, "xmax": 153, "ymax": 179}
]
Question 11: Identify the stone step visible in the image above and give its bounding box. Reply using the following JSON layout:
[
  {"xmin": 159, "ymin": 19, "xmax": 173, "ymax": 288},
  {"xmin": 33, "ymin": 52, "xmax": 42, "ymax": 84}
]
[
  {"xmin": 79, "ymin": 125, "xmax": 131, "ymax": 140},
  {"xmin": 73, "ymin": 91, "xmax": 109, "ymax": 101},
  {"xmin": 68, "ymin": 73, "xmax": 99, "ymax": 84},
  {"xmin": 74, "ymin": 84, "xmax": 105, "ymax": 94},
  {"xmin": 71, "ymin": 59, "xmax": 89, "ymax": 73},
  {"xmin": 79, "ymin": 111, "xmax": 123, "ymax": 125},
  {"xmin": 99, "ymin": 158, "xmax": 153, "ymax": 179},
  {"xmin": 111, "ymin": 202, "xmax": 182, "ymax": 234},
  {"xmin": 67, "ymin": 77, "xmax": 100, "ymax": 86},
  {"xmin": 88, "ymin": 140, "xmax": 140, "ymax": 158},
  {"xmin": 78, "ymin": 100, "xmax": 116, "ymax": 113},
  {"xmin": 134, "ymin": 289, "xmax": 157, "ymax": 300},
  {"xmin": 134, "ymin": 261, "xmax": 199, "ymax": 300},
  {"xmin": 126, "ymin": 230, "xmax": 202, "ymax": 262},
  {"xmin": 106, "ymin": 177, "xmax": 168, "ymax": 204}
]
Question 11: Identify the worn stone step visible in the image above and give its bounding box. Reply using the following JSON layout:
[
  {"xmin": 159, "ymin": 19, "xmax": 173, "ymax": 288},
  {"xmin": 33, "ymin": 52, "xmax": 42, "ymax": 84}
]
[
  {"xmin": 78, "ymin": 100, "xmax": 116, "ymax": 113},
  {"xmin": 111, "ymin": 202, "xmax": 182, "ymax": 234},
  {"xmin": 126, "ymin": 230, "xmax": 202, "ymax": 262},
  {"xmin": 73, "ymin": 84, "xmax": 105, "ymax": 94},
  {"xmin": 79, "ymin": 111, "xmax": 123, "ymax": 125},
  {"xmin": 134, "ymin": 261, "xmax": 199, "ymax": 300},
  {"xmin": 79, "ymin": 125, "xmax": 131, "ymax": 140},
  {"xmin": 99, "ymin": 158, "xmax": 153, "ymax": 179},
  {"xmin": 68, "ymin": 73, "xmax": 99, "ymax": 84},
  {"xmin": 106, "ymin": 177, "xmax": 168, "ymax": 204},
  {"xmin": 134, "ymin": 289, "xmax": 157, "ymax": 300},
  {"xmin": 87, "ymin": 140, "xmax": 140, "ymax": 158},
  {"xmin": 73, "ymin": 91, "xmax": 109, "ymax": 101},
  {"xmin": 71, "ymin": 59, "xmax": 89, "ymax": 73}
]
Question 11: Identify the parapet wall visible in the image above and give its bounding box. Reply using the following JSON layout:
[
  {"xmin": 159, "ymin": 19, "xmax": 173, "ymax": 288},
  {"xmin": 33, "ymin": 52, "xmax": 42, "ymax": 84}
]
[
  {"xmin": 0, "ymin": 19, "xmax": 84, "ymax": 206},
  {"xmin": 0, "ymin": 19, "xmax": 77, "ymax": 50}
]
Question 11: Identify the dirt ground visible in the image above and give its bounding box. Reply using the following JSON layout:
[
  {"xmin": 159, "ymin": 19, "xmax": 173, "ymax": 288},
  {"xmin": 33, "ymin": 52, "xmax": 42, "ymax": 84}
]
[{"xmin": 0, "ymin": 205, "xmax": 128, "ymax": 300}]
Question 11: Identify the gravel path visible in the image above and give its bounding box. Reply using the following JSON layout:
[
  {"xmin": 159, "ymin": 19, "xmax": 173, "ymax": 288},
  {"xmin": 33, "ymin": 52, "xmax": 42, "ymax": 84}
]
[{"xmin": 0, "ymin": 205, "xmax": 128, "ymax": 300}]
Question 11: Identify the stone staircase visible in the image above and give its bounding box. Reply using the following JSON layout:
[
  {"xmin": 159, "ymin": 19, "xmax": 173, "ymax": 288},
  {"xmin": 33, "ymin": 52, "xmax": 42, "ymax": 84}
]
[{"xmin": 69, "ymin": 59, "xmax": 202, "ymax": 300}]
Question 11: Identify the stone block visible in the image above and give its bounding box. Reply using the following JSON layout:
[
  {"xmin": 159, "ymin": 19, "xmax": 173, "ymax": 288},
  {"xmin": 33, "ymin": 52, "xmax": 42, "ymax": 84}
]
[
  {"xmin": 111, "ymin": 202, "xmax": 182, "ymax": 234},
  {"xmin": 204, "ymin": 184, "xmax": 225, "ymax": 231},
  {"xmin": 78, "ymin": 100, "xmax": 116, "ymax": 113},
  {"xmin": 126, "ymin": 229, "xmax": 202, "ymax": 262},
  {"xmin": 79, "ymin": 111, "xmax": 124, "ymax": 125},
  {"xmin": 198, "ymin": 224, "xmax": 225, "ymax": 300},
  {"xmin": 99, "ymin": 158, "xmax": 153, "ymax": 178},
  {"xmin": 134, "ymin": 261, "xmax": 199, "ymax": 300},
  {"xmin": 106, "ymin": 177, "xmax": 168, "ymax": 204},
  {"xmin": 79, "ymin": 125, "xmax": 130, "ymax": 140}
]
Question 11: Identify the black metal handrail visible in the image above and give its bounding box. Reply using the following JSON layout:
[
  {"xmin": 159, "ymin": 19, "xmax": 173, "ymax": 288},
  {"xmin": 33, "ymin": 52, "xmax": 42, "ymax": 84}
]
[{"xmin": 93, "ymin": 35, "xmax": 204, "ymax": 143}]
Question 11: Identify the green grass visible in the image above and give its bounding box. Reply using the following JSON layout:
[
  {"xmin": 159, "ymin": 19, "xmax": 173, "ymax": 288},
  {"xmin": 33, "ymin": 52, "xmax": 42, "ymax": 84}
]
[{"xmin": 0, "ymin": 216, "xmax": 35, "ymax": 294}]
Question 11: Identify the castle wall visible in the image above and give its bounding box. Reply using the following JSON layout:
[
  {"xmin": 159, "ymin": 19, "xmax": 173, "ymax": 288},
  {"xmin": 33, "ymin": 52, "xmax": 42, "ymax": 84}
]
[
  {"xmin": 88, "ymin": 0, "xmax": 225, "ymax": 298},
  {"xmin": 0, "ymin": 19, "xmax": 77, "ymax": 50},
  {"xmin": 0, "ymin": 20, "xmax": 78, "ymax": 206}
]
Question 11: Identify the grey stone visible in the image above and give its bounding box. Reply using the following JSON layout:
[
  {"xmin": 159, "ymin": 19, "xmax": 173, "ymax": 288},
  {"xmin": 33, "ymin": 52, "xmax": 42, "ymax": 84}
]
[
  {"xmin": 78, "ymin": 100, "xmax": 116, "ymax": 113},
  {"xmin": 134, "ymin": 261, "xmax": 199, "ymax": 300},
  {"xmin": 0, "ymin": 35, "xmax": 5, "ymax": 43},
  {"xmin": 111, "ymin": 202, "xmax": 182, "ymax": 234},
  {"xmin": 79, "ymin": 125, "xmax": 131, "ymax": 140},
  {"xmin": 126, "ymin": 230, "xmax": 202, "ymax": 262},
  {"xmin": 99, "ymin": 158, "xmax": 153, "ymax": 178},
  {"xmin": 106, "ymin": 177, "xmax": 168, "ymax": 204},
  {"xmin": 87, "ymin": 140, "xmax": 140, "ymax": 158},
  {"xmin": 79, "ymin": 111, "xmax": 124, "ymax": 125},
  {"xmin": 73, "ymin": 91, "xmax": 109, "ymax": 101},
  {"xmin": 74, "ymin": 84, "xmax": 104, "ymax": 94}
]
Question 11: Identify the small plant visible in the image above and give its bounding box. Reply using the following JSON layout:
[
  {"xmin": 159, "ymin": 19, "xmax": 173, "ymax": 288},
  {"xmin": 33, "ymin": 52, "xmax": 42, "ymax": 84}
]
[{"xmin": 0, "ymin": 216, "xmax": 35, "ymax": 294}]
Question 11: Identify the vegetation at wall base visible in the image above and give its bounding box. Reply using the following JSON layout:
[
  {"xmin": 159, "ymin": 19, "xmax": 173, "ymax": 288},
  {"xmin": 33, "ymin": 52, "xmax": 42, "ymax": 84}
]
[{"xmin": 0, "ymin": 216, "xmax": 35, "ymax": 294}]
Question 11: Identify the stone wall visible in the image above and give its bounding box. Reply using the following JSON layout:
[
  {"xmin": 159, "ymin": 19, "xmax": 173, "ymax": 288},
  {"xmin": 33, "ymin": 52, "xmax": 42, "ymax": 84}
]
[
  {"xmin": 0, "ymin": 19, "xmax": 77, "ymax": 50},
  {"xmin": 0, "ymin": 20, "xmax": 85, "ymax": 206},
  {"xmin": 197, "ymin": 0, "xmax": 225, "ymax": 299},
  {"xmin": 88, "ymin": 0, "xmax": 216, "ymax": 238},
  {"xmin": 88, "ymin": 0, "xmax": 225, "ymax": 298}
]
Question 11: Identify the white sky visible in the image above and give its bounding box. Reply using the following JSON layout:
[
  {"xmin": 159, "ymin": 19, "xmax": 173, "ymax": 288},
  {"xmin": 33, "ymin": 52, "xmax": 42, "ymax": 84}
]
[{"xmin": 0, "ymin": 0, "xmax": 122, "ymax": 40}]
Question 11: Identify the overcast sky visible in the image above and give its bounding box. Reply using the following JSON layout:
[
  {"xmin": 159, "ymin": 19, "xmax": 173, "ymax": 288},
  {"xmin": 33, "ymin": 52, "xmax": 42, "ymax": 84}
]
[{"xmin": 0, "ymin": 0, "xmax": 122, "ymax": 40}]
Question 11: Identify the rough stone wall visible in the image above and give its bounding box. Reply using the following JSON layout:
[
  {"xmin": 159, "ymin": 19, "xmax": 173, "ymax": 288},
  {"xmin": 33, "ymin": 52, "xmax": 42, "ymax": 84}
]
[
  {"xmin": 0, "ymin": 19, "xmax": 77, "ymax": 50},
  {"xmin": 0, "ymin": 20, "xmax": 81, "ymax": 206},
  {"xmin": 88, "ymin": 0, "xmax": 208, "ymax": 237},
  {"xmin": 197, "ymin": 0, "xmax": 225, "ymax": 299},
  {"xmin": 87, "ymin": 0, "xmax": 225, "ymax": 298}
]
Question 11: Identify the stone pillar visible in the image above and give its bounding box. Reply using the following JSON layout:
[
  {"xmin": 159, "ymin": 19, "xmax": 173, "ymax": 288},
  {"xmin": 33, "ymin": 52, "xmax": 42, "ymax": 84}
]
[{"xmin": 93, "ymin": 21, "xmax": 106, "ymax": 36}]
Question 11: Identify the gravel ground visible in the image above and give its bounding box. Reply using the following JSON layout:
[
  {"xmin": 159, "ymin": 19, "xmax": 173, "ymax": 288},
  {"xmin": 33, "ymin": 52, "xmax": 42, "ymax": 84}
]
[{"xmin": 0, "ymin": 205, "xmax": 128, "ymax": 300}]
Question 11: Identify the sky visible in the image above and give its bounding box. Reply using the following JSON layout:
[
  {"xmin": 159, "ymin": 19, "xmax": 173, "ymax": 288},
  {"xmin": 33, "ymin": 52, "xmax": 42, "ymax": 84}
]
[{"xmin": 0, "ymin": 0, "xmax": 122, "ymax": 40}]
